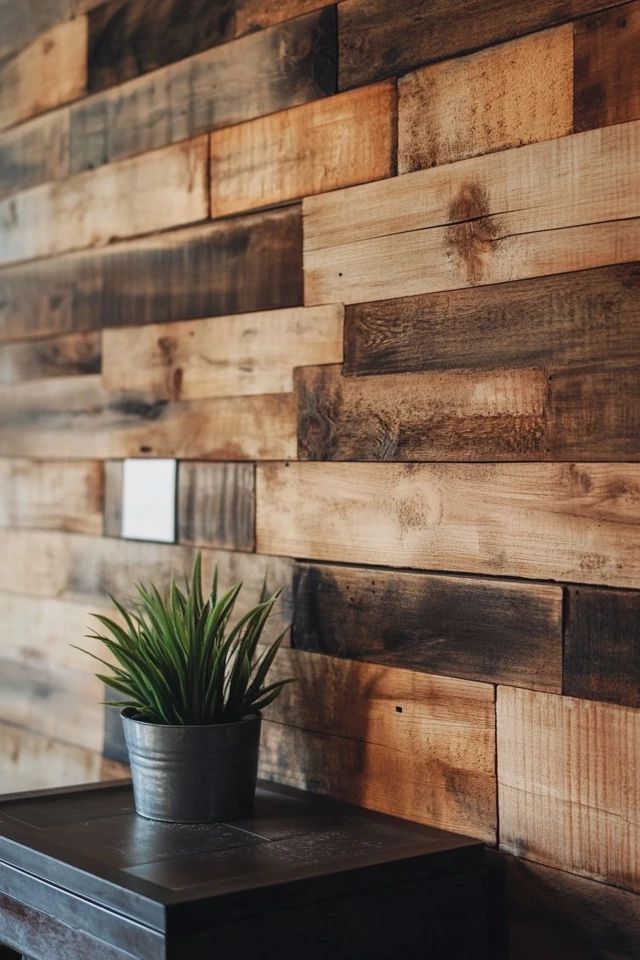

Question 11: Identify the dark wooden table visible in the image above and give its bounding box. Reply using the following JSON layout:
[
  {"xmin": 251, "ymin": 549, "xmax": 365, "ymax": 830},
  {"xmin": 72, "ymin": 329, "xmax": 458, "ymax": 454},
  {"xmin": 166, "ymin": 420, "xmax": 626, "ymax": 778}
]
[{"xmin": 0, "ymin": 779, "xmax": 489, "ymax": 959}]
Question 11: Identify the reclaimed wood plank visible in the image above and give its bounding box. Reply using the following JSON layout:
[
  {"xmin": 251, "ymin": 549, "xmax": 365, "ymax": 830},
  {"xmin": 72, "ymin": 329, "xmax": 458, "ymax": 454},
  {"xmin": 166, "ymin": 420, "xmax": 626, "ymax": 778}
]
[
  {"xmin": 0, "ymin": 206, "xmax": 302, "ymax": 342},
  {"xmin": 293, "ymin": 563, "xmax": 562, "ymax": 691},
  {"xmin": 343, "ymin": 263, "xmax": 640, "ymax": 377},
  {"xmin": 0, "ymin": 0, "xmax": 72, "ymax": 62},
  {"xmin": 234, "ymin": 0, "xmax": 327, "ymax": 35},
  {"xmin": 103, "ymin": 461, "xmax": 123, "ymax": 538},
  {"xmin": 256, "ymin": 462, "xmax": 640, "ymax": 588},
  {"xmin": 177, "ymin": 462, "xmax": 255, "ymax": 552},
  {"xmin": 0, "ymin": 109, "xmax": 69, "ymax": 200},
  {"xmin": 70, "ymin": 7, "xmax": 336, "ymax": 174},
  {"xmin": 398, "ymin": 27, "xmax": 573, "ymax": 173},
  {"xmin": 0, "ymin": 375, "xmax": 296, "ymax": 460},
  {"xmin": 102, "ymin": 304, "xmax": 343, "ymax": 400},
  {"xmin": 505, "ymin": 855, "xmax": 640, "ymax": 960},
  {"xmin": 88, "ymin": 0, "xmax": 235, "ymax": 94},
  {"xmin": 0, "ymin": 331, "xmax": 100, "ymax": 385},
  {"xmin": 338, "ymin": 0, "xmax": 622, "ymax": 89},
  {"xmin": 211, "ymin": 82, "xmax": 396, "ymax": 217},
  {"xmin": 564, "ymin": 586, "xmax": 640, "ymax": 708},
  {"xmin": 295, "ymin": 364, "xmax": 547, "ymax": 461},
  {"xmin": 0, "ymin": 137, "xmax": 209, "ymax": 266},
  {"xmin": 498, "ymin": 686, "xmax": 640, "ymax": 892},
  {"xmin": 0, "ymin": 18, "xmax": 87, "ymax": 132},
  {"xmin": 575, "ymin": 0, "xmax": 640, "ymax": 132},
  {"xmin": 0, "ymin": 459, "xmax": 103, "ymax": 535},
  {"xmin": 262, "ymin": 646, "xmax": 497, "ymax": 841},
  {"xmin": 304, "ymin": 121, "xmax": 640, "ymax": 305}
]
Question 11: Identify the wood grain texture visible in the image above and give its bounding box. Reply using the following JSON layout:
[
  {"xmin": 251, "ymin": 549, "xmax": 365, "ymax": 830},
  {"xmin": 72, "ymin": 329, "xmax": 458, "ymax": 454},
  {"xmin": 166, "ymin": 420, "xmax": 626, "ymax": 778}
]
[
  {"xmin": 564, "ymin": 586, "xmax": 640, "ymax": 708},
  {"xmin": 338, "ymin": 0, "xmax": 622, "ymax": 89},
  {"xmin": 296, "ymin": 364, "xmax": 547, "ymax": 461},
  {"xmin": 343, "ymin": 263, "xmax": 640, "ymax": 377},
  {"xmin": 102, "ymin": 304, "xmax": 343, "ymax": 400},
  {"xmin": 0, "ymin": 0, "xmax": 72, "ymax": 62},
  {"xmin": 0, "ymin": 331, "xmax": 100, "ymax": 385},
  {"xmin": 304, "ymin": 121, "xmax": 640, "ymax": 305},
  {"xmin": 0, "ymin": 375, "xmax": 296, "ymax": 460},
  {"xmin": 70, "ymin": 7, "xmax": 336, "ymax": 174},
  {"xmin": 256, "ymin": 462, "xmax": 640, "ymax": 588},
  {"xmin": 234, "ymin": 0, "xmax": 328, "ymax": 35},
  {"xmin": 177, "ymin": 462, "xmax": 255, "ymax": 552},
  {"xmin": 211, "ymin": 82, "xmax": 396, "ymax": 217},
  {"xmin": 0, "ymin": 108, "xmax": 69, "ymax": 200},
  {"xmin": 0, "ymin": 530, "xmax": 293, "ymax": 641},
  {"xmin": 398, "ymin": 27, "xmax": 573, "ymax": 173},
  {"xmin": 0, "ymin": 722, "xmax": 127, "ymax": 794},
  {"xmin": 0, "ymin": 18, "xmax": 87, "ymax": 132},
  {"xmin": 0, "ymin": 459, "xmax": 103, "ymax": 535},
  {"xmin": 575, "ymin": 0, "xmax": 640, "ymax": 132},
  {"xmin": 293, "ymin": 563, "xmax": 562, "ymax": 691},
  {"xmin": 0, "ymin": 206, "xmax": 302, "ymax": 342},
  {"xmin": 88, "ymin": 0, "xmax": 235, "ymax": 94},
  {"xmin": 103, "ymin": 460, "xmax": 123, "ymax": 538},
  {"xmin": 498, "ymin": 686, "xmax": 640, "ymax": 892},
  {"xmin": 262, "ymin": 646, "xmax": 497, "ymax": 841},
  {"xmin": 0, "ymin": 136, "xmax": 209, "ymax": 266},
  {"xmin": 505, "ymin": 855, "xmax": 640, "ymax": 960}
]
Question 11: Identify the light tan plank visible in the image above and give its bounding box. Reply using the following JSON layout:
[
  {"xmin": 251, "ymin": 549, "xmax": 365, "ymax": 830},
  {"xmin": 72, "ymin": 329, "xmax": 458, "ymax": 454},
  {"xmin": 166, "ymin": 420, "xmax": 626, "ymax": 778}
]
[
  {"xmin": 0, "ymin": 136, "xmax": 209, "ymax": 266},
  {"xmin": 102, "ymin": 304, "xmax": 343, "ymax": 400},
  {"xmin": 398, "ymin": 27, "xmax": 573, "ymax": 173},
  {"xmin": 0, "ymin": 18, "xmax": 87, "ymax": 131},
  {"xmin": 0, "ymin": 330, "xmax": 101, "ymax": 385},
  {"xmin": 211, "ymin": 83, "xmax": 396, "ymax": 217},
  {"xmin": 304, "ymin": 121, "xmax": 640, "ymax": 305},
  {"xmin": 256, "ymin": 462, "xmax": 640, "ymax": 588},
  {"xmin": 0, "ymin": 375, "xmax": 296, "ymax": 460},
  {"xmin": 260, "ymin": 647, "xmax": 496, "ymax": 841},
  {"xmin": 0, "ymin": 459, "xmax": 103, "ymax": 535},
  {"xmin": 498, "ymin": 687, "xmax": 640, "ymax": 893}
]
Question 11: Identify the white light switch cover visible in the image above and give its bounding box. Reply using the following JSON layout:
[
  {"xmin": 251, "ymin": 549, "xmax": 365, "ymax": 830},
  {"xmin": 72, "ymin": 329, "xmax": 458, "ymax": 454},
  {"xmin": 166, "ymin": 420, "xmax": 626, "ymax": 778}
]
[{"xmin": 121, "ymin": 458, "xmax": 177, "ymax": 543}]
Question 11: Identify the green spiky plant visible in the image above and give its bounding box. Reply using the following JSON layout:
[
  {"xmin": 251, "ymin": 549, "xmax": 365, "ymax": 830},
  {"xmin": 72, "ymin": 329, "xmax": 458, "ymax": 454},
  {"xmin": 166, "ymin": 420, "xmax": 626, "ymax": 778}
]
[{"xmin": 76, "ymin": 553, "xmax": 293, "ymax": 725}]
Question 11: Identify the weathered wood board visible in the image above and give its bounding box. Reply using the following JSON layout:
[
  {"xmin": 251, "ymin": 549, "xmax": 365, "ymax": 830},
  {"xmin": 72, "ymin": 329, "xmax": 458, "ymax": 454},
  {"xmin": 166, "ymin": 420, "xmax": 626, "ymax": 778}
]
[
  {"xmin": 177, "ymin": 462, "xmax": 256, "ymax": 552},
  {"xmin": 498, "ymin": 686, "xmax": 640, "ymax": 892},
  {"xmin": 70, "ymin": 7, "xmax": 336, "ymax": 174},
  {"xmin": 234, "ymin": 0, "xmax": 328, "ymax": 35},
  {"xmin": 211, "ymin": 82, "xmax": 396, "ymax": 217},
  {"xmin": 304, "ymin": 121, "xmax": 640, "ymax": 305},
  {"xmin": 574, "ymin": 0, "xmax": 640, "ymax": 132},
  {"xmin": 102, "ymin": 304, "xmax": 343, "ymax": 400},
  {"xmin": 398, "ymin": 27, "xmax": 573, "ymax": 172},
  {"xmin": 103, "ymin": 460, "xmax": 123, "ymax": 538},
  {"xmin": 0, "ymin": 375, "xmax": 296, "ymax": 460},
  {"xmin": 261, "ymin": 646, "xmax": 497, "ymax": 841},
  {"xmin": 293, "ymin": 563, "xmax": 562, "ymax": 691},
  {"xmin": 343, "ymin": 263, "xmax": 640, "ymax": 377},
  {"xmin": 0, "ymin": 459, "xmax": 103, "ymax": 535},
  {"xmin": 0, "ymin": 18, "xmax": 87, "ymax": 131},
  {"xmin": 0, "ymin": 0, "xmax": 73, "ymax": 62},
  {"xmin": 0, "ymin": 331, "xmax": 100, "ymax": 385},
  {"xmin": 256, "ymin": 462, "xmax": 640, "ymax": 588},
  {"xmin": 0, "ymin": 108, "xmax": 69, "ymax": 199},
  {"xmin": 564, "ymin": 586, "xmax": 640, "ymax": 708},
  {"xmin": 0, "ymin": 137, "xmax": 209, "ymax": 266},
  {"xmin": 0, "ymin": 206, "xmax": 302, "ymax": 342}
]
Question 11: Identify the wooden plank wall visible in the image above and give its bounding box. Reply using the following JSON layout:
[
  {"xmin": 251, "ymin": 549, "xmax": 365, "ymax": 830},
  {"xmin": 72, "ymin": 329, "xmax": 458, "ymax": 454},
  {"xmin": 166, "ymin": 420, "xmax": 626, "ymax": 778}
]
[{"xmin": 0, "ymin": 0, "xmax": 638, "ymax": 954}]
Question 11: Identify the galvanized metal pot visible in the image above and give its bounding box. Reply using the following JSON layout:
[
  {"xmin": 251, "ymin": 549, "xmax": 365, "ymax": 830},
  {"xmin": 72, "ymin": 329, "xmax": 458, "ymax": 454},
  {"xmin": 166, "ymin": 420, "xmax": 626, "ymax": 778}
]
[{"xmin": 121, "ymin": 709, "xmax": 261, "ymax": 823}]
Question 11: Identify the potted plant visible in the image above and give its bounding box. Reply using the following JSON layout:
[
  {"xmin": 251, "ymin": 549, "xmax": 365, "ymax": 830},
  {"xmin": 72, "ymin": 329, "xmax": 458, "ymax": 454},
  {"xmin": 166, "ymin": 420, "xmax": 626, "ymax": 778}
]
[{"xmin": 77, "ymin": 554, "xmax": 292, "ymax": 823}]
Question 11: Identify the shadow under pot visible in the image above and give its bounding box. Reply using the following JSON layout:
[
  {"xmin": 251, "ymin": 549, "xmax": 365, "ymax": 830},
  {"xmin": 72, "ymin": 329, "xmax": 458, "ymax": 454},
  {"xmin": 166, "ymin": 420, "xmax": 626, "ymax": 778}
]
[{"xmin": 121, "ymin": 708, "xmax": 262, "ymax": 823}]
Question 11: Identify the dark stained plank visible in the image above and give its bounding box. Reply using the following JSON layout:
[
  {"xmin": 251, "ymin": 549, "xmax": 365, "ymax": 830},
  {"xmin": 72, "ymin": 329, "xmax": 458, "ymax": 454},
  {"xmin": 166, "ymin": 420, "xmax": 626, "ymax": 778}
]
[
  {"xmin": 338, "ymin": 0, "xmax": 626, "ymax": 90},
  {"xmin": 0, "ymin": 206, "xmax": 302, "ymax": 342},
  {"xmin": 103, "ymin": 461, "xmax": 123, "ymax": 538},
  {"xmin": 293, "ymin": 563, "xmax": 562, "ymax": 691},
  {"xmin": 0, "ymin": 108, "xmax": 69, "ymax": 199},
  {"xmin": 0, "ymin": 0, "xmax": 72, "ymax": 62},
  {"xmin": 574, "ymin": 0, "xmax": 640, "ymax": 132},
  {"xmin": 344, "ymin": 263, "xmax": 640, "ymax": 376},
  {"xmin": 295, "ymin": 364, "xmax": 546, "ymax": 461},
  {"xmin": 70, "ymin": 7, "xmax": 336, "ymax": 173},
  {"xmin": 177, "ymin": 461, "xmax": 255, "ymax": 552},
  {"xmin": 504, "ymin": 854, "xmax": 640, "ymax": 960},
  {"xmin": 0, "ymin": 331, "xmax": 100, "ymax": 385},
  {"xmin": 564, "ymin": 586, "xmax": 640, "ymax": 708},
  {"xmin": 88, "ymin": 0, "xmax": 235, "ymax": 94}
]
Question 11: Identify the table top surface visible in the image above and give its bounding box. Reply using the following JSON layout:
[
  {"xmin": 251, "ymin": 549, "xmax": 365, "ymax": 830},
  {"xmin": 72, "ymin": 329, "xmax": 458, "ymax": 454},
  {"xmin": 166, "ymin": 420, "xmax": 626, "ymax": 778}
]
[{"xmin": 0, "ymin": 779, "xmax": 484, "ymax": 932}]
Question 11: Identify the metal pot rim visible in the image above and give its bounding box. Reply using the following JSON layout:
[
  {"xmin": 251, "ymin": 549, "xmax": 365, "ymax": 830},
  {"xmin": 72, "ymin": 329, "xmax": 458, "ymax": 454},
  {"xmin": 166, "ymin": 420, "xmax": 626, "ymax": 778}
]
[{"xmin": 120, "ymin": 707, "xmax": 261, "ymax": 731}]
